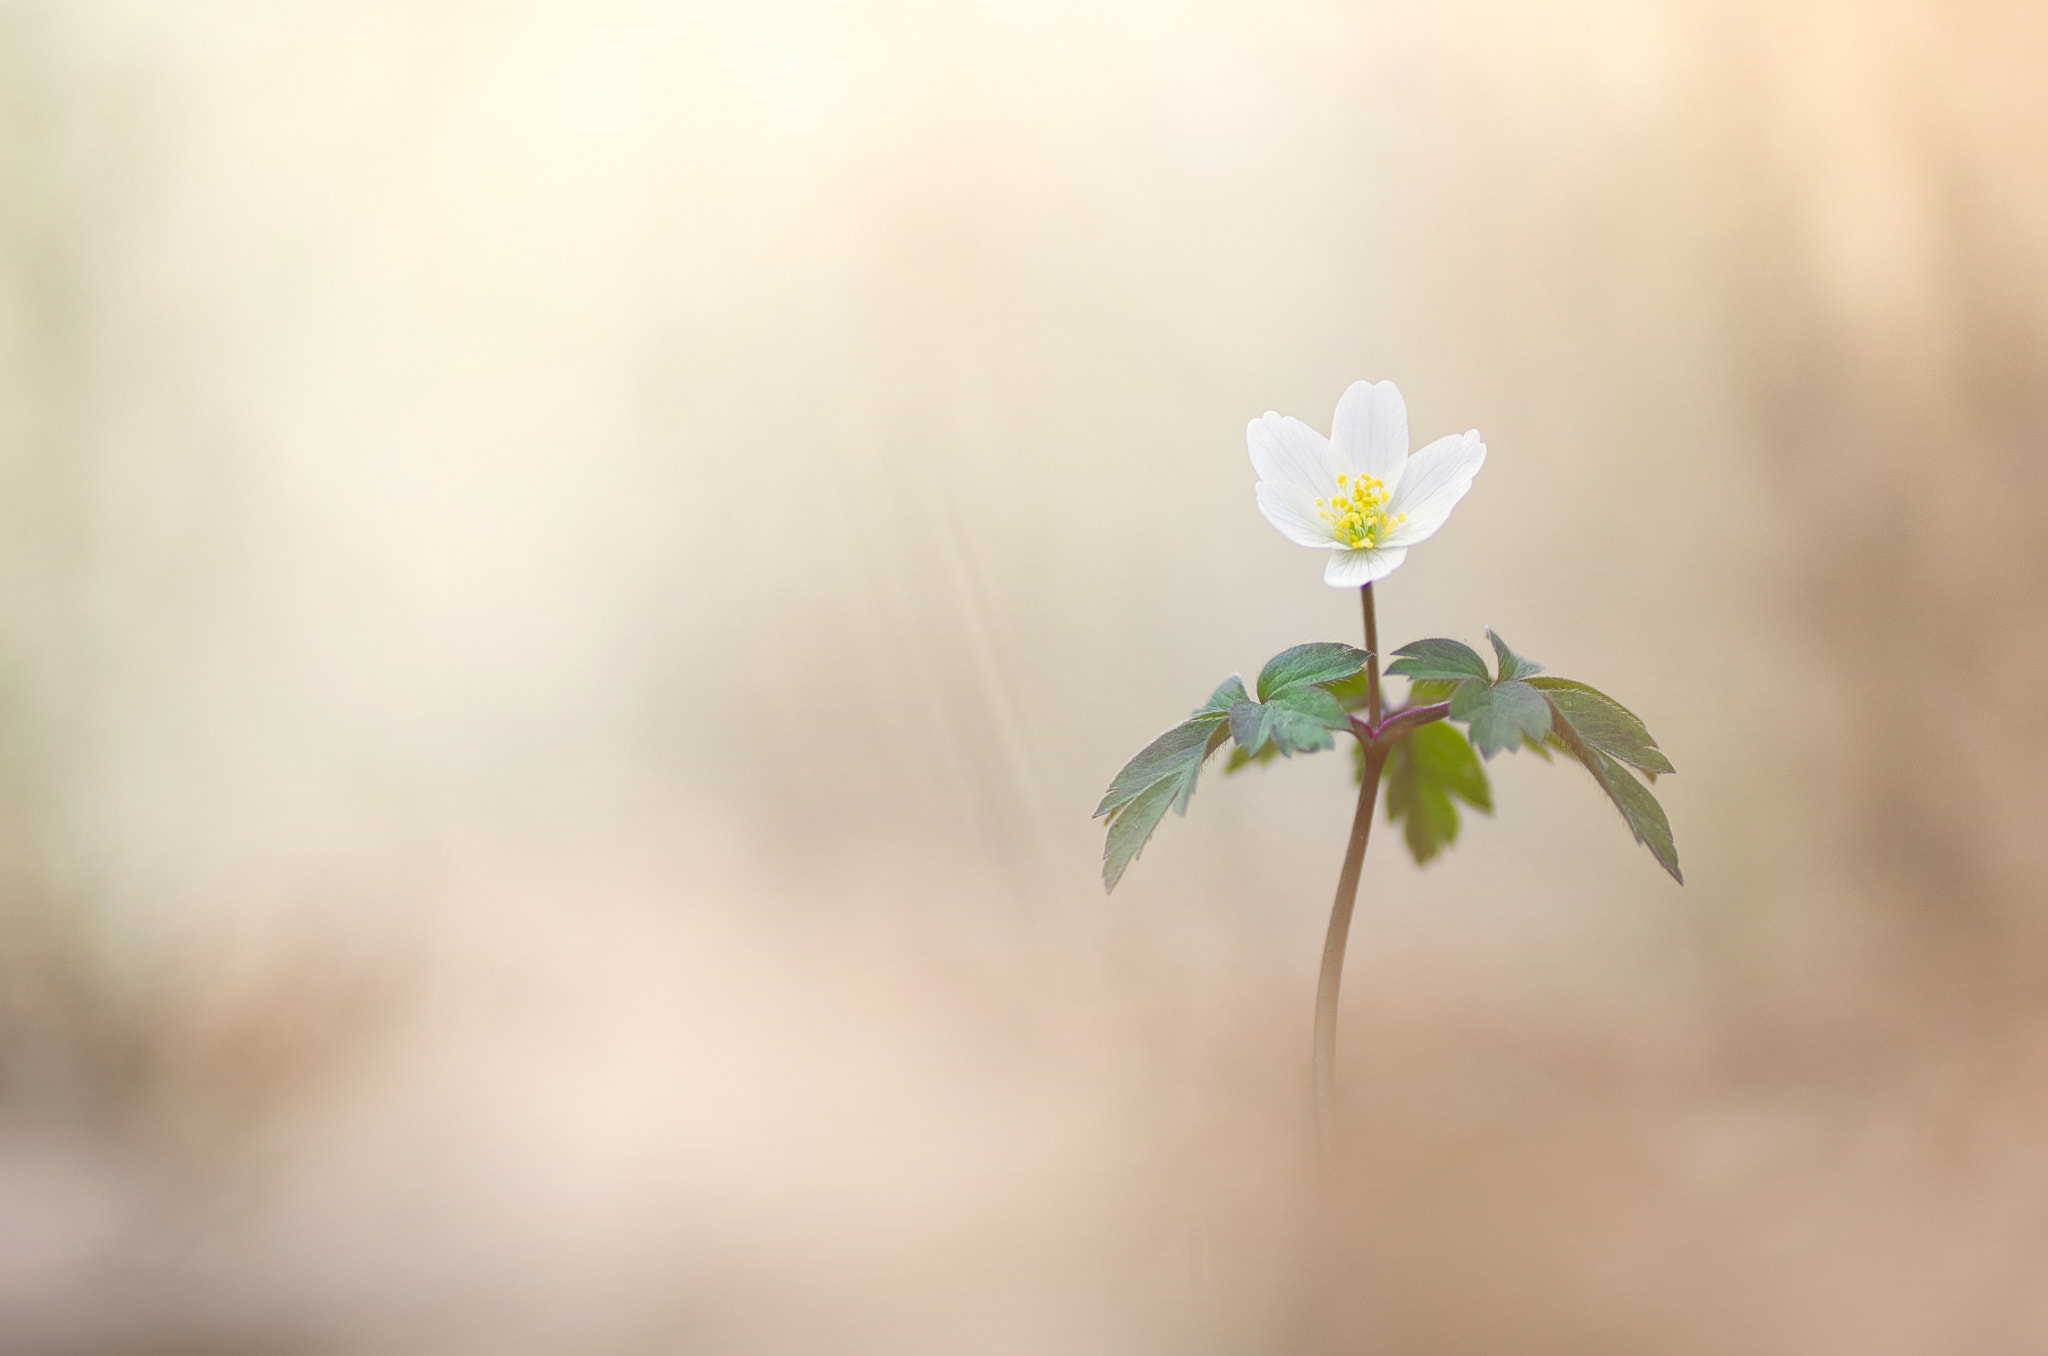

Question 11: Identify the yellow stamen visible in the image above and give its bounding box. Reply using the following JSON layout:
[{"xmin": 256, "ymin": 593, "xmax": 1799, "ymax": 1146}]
[{"xmin": 1323, "ymin": 471, "xmax": 1394, "ymax": 549}]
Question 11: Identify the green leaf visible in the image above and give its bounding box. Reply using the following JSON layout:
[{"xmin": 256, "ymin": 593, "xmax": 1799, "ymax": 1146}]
[
  {"xmin": 1227, "ymin": 702, "xmax": 1268, "ymax": 754},
  {"xmin": 1385, "ymin": 638, "xmax": 1490, "ymax": 683},
  {"xmin": 1095, "ymin": 675, "xmax": 1252, "ymax": 821},
  {"xmin": 1591, "ymin": 748, "xmax": 1680, "ymax": 881},
  {"xmin": 1527, "ymin": 677, "xmax": 1673, "ymax": 775},
  {"xmin": 1568, "ymin": 742, "xmax": 1681, "ymax": 883},
  {"xmin": 1273, "ymin": 684, "xmax": 1348, "ymax": 730},
  {"xmin": 1231, "ymin": 640, "xmax": 1366, "ymax": 760},
  {"xmin": 1094, "ymin": 673, "xmax": 1247, "ymax": 893},
  {"xmin": 1101, "ymin": 778, "xmax": 1183, "ymax": 893},
  {"xmin": 1228, "ymin": 685, "xmax": 1347, "ymax": 758},
  {"xmin": 1095, "ymin": 709, "xmax": 1233, "ymax": 891},
  {"xmin": 1096, "ymin": 642, "xmax": 1372, "ymax": 893},
  {"xmin": 1452, "ymin": 679, "xmax": 1552, "ymax": 759},
  {"xmin": 1095, "ymin": 718, "xmax": 1219, "ymax": 817},
  {"xmin": 1196, "ymin": 673, "xmax": 1251, "ymax": 718},
  {"xmin": 1384, "ymin": 721, "xmax": 1493, "ymax": 865},
  {"xmin": 1528, "ymin": 675, "xmax": 1681, "ymax": 882},
  {"xmin": 1486, "ymin": 629, "xmax": 1544, "ymax": 682},
  {"xmin": 1255, "ymin": 642, "xmax": 1371, "ymax": 701},
  {"xmin": 1378, "ymin": 634, "xmax": 1681, "ymax": 882},
  {"xmin": 1178, "ymin": 721, "xmax": 1233, "ymax": 813}
]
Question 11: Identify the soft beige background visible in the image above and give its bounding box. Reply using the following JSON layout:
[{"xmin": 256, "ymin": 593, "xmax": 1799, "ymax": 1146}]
[{"xmin": 2, "ymin": 2, "xmax": 2046, "ymax": 1353}]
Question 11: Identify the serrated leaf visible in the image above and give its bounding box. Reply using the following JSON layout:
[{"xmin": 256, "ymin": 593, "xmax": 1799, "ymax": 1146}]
[
  {"xmin": 1227, "ymin": 701, "xmax": 1268, "ymax": 754},
  {"xmin": 1101, "ymin": 778, "xmax": 1182, "ymax": 892},
  {"xmin": 1386, "ymin": 638, "xmax": 1491, "ymax": 683},
  {"xmin": 1580, "ymin": 747, "xmax": 1682, "ymax": 882},
  {"xmin": 1095, "ymin": 641, "xmax": 1380, "ymax": 894},
  {"xmin": 1095, "ymin": 718, "xmax": 1219, "ymax": 817},
  {"xmin": 1447, "ymin": 680, "xmax": 1487, "ymax": 721},
  {"xmin": 1273, "ymin": 683, "xmax": 1348, "ymax": 730},
  {"xmin": 1179, "ymin": 720, "xmax": 1233, "ymax": 812},
  {"xmin": 1543, "ymin": 701, "xmax": 1682, "ymax": 882},
  {"xmin": 1096, "ymin": 704, "xmax": 1233, "ymax": 891},
  {"xmin": 1384, "ymin": 721, "xmax": 1493, "ymax": 865},
  {"xmin": 1486, "ymin": 630, "xmax": 1544, "ymax": 682},
  {"xmin": 1196, "ymin": 674, "xmax": 1250, "ymax": 719},
  {"xmin": 1229, "ymin": 684, "xmax": 1347, "ymax": 758},
  {"xmin": 1591, "ymin": 748, "xmax": 1680, "ymax": 881},
  {"xmin": 1255, "ymin": 642, "xmax": 1372, "ymax": 701},
  {"xmin": 1453, "ymin": 679, "xmax": 1552, "ymax": 760},
  {"xmin": 1528, "ymin": 677, "xmax": 1673, "ymax": 775}
]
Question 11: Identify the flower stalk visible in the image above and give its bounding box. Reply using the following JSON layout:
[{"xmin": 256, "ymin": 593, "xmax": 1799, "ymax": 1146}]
[
  {"xmin": 1311, "ymin": 584, "xmax": 1381, "ymax": 1137},
  {"xmin": 1311, "ymin": 582, "xmax": 1464, "ymax": 1137}
]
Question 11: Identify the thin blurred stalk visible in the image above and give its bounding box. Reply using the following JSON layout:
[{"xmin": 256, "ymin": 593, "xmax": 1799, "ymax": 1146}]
[{"xmin": 1311, "ymin": 583, "xmax": 1384, "ymax": 1139}]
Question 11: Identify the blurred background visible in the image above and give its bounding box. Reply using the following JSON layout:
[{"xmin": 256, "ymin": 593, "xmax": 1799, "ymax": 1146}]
[{"xmin": 2, "ymin": 1, "xmax": 2046, "ymax": 1352}]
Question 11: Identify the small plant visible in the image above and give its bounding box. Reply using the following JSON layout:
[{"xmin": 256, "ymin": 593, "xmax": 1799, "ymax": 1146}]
[{"xmin": 1095, "ymin": 380, "xmax": 1679, "ymax": 1127}]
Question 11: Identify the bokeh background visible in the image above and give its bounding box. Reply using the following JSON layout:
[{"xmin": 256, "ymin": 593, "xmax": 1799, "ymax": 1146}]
[{"xmin": 3, "ymin": 1, "xmax": 2047, "ymax": 1352}]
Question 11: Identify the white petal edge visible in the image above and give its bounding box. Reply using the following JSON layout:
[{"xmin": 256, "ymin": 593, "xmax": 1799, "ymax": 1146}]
[
  {"xmin": 1381, "ymin": 431, "xmax": 1486, "ymax": 548},
  {"xmin": 1323, "ymin": 544, "xmax": 1409, "ymax": 588},
  {"xmin": 1328, "ymin": 380, "xmax": 1408, "ymax": 490},
  {"xmin": 1256, "ymin": 481, "xmax": 1338, "ymax": 548},
  {"xmin": 1247, "ymin": 413, "xmax": 1339, "ymax": 499}
]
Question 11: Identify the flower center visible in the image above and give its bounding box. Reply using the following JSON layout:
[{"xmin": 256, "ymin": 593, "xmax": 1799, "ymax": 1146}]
[{"xmin": 1316, "ymin": 472, "xmax": 1405, "ymax": 550}]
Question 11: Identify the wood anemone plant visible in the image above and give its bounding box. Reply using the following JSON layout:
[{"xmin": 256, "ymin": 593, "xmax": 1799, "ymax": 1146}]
[{"xmin": 1094, "ymin": 380, "xmax": 1680, "ymax": 1136}]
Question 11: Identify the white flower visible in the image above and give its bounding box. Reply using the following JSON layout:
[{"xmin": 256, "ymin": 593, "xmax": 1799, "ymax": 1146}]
[{"xmin": 1248, "ymin": 380, "xmax": 1487, "ymax": 588}]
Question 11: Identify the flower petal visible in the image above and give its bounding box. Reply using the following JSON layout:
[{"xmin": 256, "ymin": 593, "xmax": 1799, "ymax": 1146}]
[
  {"xmin": 1381, "ymin": 430, "xmax": 1485, "ymax": 548},
  {"xmin": 1256, "ymin": 481, "xmax": 1338, "ymax": 548},
  {"xmin": 1329, "ymin": 380, "xmax": 1408, "ymax": 488},
  {"xmin": 1323, "ymin": 545, "xmax": 1409, "ymax": 588},
  {"xmin": 1248, "ymin": 413, "xmax": 1339, "ymax": 499}
]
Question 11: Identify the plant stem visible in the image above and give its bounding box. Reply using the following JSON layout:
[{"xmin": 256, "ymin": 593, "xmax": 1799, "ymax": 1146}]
[
  {"xmin": 1361, "ymin": 581, "xmax": 1380, "ymax": 728},
  {"xmin": 1311, "ymin": 583, "xmax": 1384, "ymax": 1138}
]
